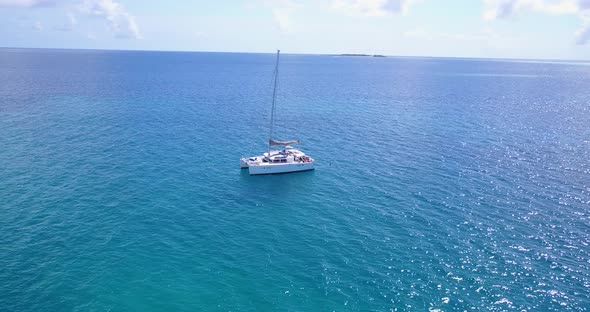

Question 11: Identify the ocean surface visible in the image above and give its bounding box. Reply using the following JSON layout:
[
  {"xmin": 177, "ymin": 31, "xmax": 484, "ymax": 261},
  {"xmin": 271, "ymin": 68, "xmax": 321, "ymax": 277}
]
[{"xmin": 1, "ymin": 48, "xmax": 589, "ymax": 311}]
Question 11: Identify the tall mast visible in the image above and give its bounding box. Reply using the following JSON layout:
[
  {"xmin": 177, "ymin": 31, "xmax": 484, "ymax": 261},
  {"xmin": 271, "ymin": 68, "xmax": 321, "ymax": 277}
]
[{"xmin": 268, "ymin": 49, "xmax": 280, "ymax": 153}]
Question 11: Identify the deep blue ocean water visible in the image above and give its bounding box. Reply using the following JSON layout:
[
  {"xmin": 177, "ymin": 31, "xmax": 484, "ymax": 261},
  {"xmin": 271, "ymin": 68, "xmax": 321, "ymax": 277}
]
[{"xmin": 1, "ymin": 48, "xmax": 589, "ymax": 311}]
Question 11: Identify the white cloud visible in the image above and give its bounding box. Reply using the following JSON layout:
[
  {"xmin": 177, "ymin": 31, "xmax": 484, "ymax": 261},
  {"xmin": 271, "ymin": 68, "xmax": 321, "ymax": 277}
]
[
  {"xmin": 404, "ymin": 27, "xmax": 510, "ymax": 42},
  {"xmin": 54, "ymin": 12, "xmax": 76, "ymax": 31},
  {"xmin": 483, "ymin": 0, "xmax": 518, "ymax": 20},
  {"xmin": 483, "ymin": 0, "xmax": 590, "ymax": 44},
  {"xmin": 403, "ymin": 27, "xmax": 426, "ymax": 38},
  {"xmin": 483, "ymin": 0, "xmax": 578, "ymax": 20},
  {"xmin": 579, "ymin": 0, "xmax": 590, "ymax": 9},
  {"xmin": 576, "ymin": 15, "xmax": 590, "ymax": 44},
  {"xmin": 331, "ymin": 0, "xmax": 421, "ymax": 17},
  {"xmin": 255, "ymin": 0, "xmax": 298, "ymax": 33},
  {"xmin": 0, "ymin": 0, "xmax": 142, "ymax": 39},
  {"xmin": 32, "ymin": 20, "xmax": 43, "ymax": 30},
  {"xmin": 0, "ymin": 0, "xmax": 57, "ymax": 7},
  {"xmin": 83, "ymin": 0, "xmax": 141, "ymax": 39},
  {"xmin": 273, "ymin": 7, "xmax": 294, "ymax": 32},
  {"xmin": 576, "ymin": 1, "xmax": 590, "ymax": 44}
]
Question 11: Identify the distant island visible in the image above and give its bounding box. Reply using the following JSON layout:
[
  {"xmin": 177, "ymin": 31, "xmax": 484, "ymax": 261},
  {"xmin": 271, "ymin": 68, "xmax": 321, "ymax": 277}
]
[{"xmin": 338, "ymin": 54, "xmax": 387, "ymax": 57}]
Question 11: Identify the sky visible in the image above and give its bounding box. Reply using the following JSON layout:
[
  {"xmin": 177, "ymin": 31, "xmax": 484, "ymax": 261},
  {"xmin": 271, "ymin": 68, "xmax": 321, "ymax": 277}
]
[{"xmin": 0, "ymin": 0, "xmax": 589, "ymax": 60}]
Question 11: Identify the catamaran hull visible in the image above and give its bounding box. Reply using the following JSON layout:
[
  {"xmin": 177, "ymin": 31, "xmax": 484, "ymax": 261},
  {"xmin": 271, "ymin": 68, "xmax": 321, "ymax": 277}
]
[{"xmin": 248, "ymin": 162, "xmax": 314, "ymax": 175}]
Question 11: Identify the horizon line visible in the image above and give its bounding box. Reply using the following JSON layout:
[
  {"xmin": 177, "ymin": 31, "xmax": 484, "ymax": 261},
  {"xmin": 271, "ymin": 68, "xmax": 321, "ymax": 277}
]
[{"xmin": 1, "ymin": 46, "xmax": 589, "ymax": 63}]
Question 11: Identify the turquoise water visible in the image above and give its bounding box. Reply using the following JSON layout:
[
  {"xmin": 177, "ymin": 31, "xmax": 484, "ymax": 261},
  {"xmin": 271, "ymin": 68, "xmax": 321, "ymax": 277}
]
[{"xmin": 1, "ymin": 49, "xmax": 589, "ymax": 311}]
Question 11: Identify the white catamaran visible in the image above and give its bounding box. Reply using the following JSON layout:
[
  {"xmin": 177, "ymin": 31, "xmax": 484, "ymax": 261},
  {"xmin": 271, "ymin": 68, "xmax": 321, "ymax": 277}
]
[{"xmin": 240, "ymin": 50, "xmax": 315, "ymax": 175}]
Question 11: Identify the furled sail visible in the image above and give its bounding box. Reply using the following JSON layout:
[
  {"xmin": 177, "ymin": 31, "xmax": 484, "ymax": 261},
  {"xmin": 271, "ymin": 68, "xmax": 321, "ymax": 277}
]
[{"xmin": 269, "ymin": 139, "xmax": 299, "ymax": 146}]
